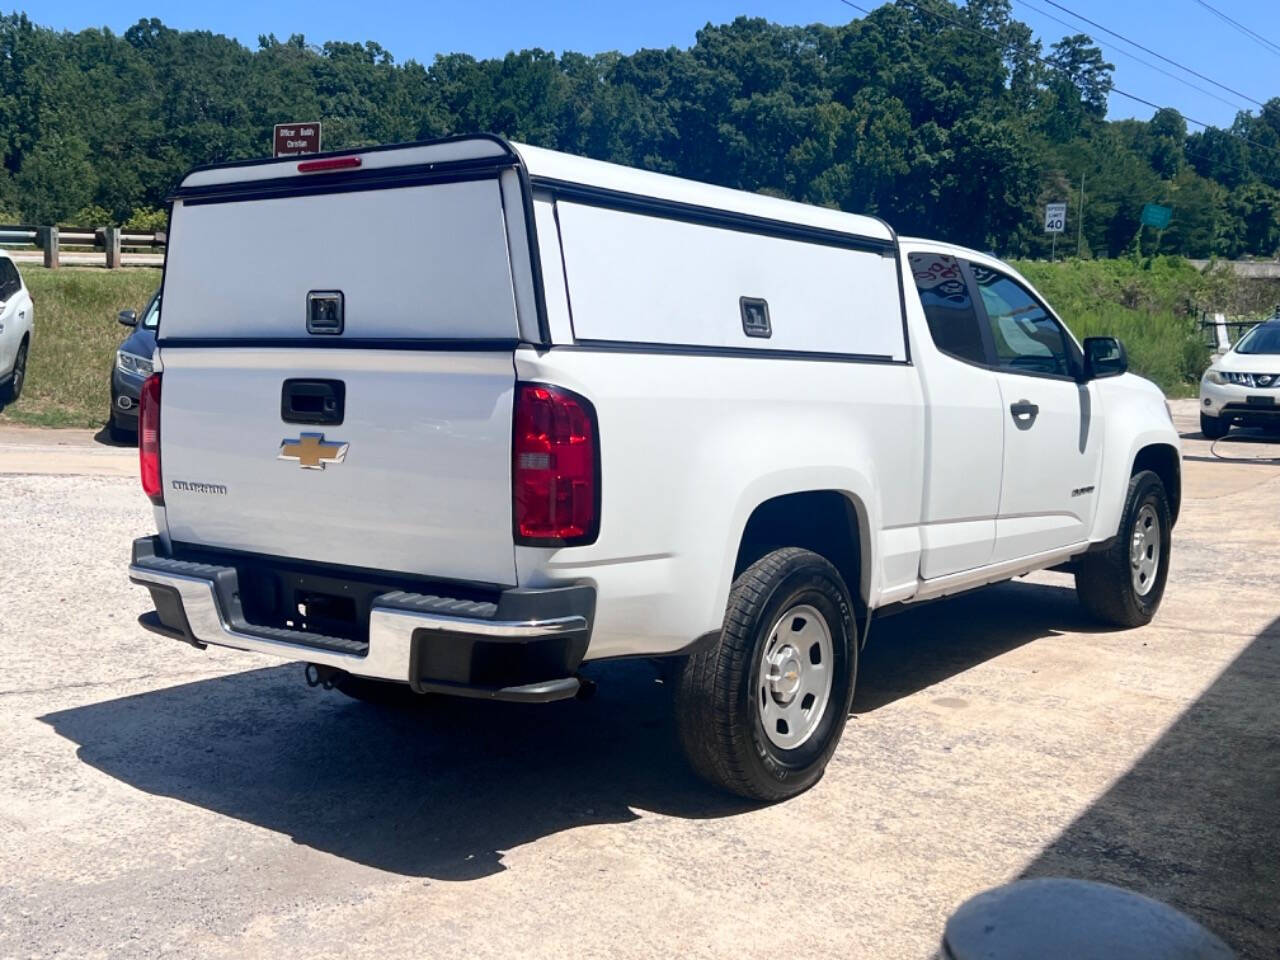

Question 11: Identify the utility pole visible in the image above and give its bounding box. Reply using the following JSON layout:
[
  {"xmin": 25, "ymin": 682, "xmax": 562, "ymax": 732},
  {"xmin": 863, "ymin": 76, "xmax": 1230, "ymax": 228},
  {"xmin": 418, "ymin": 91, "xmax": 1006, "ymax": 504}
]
[{"xmin": 1076, "ymin": 171, "xmax": 1086, "ymax": 258}]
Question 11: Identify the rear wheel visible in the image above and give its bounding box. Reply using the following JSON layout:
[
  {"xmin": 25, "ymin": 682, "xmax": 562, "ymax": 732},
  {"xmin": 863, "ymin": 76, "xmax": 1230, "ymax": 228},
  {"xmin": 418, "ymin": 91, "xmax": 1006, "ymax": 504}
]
[
  {"xmin": 1, "ymin": 339, "xmax": 26, "ymax": 404},
  {"xmin": 1200, "ymin": 412, "xmax": 1229, "ymax": 439},
  {"xmin": 1075, "ymin": 470, "xmax": 1171, "ymax": 627},
  {"xmin": 675, "ymin": 547, "xmax": 857, "ymax": 801}
]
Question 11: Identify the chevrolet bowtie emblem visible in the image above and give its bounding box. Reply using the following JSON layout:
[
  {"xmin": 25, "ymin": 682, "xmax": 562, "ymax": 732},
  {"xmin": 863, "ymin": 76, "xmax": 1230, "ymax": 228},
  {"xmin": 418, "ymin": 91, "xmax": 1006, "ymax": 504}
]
[{"xmin": 278, "ymin": 432, "xmax": 349, "ymax": 470}]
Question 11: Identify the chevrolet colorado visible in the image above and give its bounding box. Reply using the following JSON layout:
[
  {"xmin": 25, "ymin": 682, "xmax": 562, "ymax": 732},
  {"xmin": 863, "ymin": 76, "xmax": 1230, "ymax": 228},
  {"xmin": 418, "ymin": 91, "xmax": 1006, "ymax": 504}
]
[{"xmin": 129, "ymin": 136, "xmax": 1181, "ymax": 799}]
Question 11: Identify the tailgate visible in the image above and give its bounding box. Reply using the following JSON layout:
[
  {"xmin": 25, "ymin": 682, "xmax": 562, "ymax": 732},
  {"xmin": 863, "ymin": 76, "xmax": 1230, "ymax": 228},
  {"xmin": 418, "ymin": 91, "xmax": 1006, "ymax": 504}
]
[{"xmin": 157, "ymin": 166, "xmax": 524, "ymax": 585}]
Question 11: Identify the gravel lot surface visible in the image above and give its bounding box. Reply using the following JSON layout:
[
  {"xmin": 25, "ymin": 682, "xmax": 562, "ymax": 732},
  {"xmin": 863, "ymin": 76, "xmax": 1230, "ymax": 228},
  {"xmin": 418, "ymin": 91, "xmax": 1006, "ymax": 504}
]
[{"xmin": 1, "ymin": 400, "xmax": 1276, "ymax": 958}]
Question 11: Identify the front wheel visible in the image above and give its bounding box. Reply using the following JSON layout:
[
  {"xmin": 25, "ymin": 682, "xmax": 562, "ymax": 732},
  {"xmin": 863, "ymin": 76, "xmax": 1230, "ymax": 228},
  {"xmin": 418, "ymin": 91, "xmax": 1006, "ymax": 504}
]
[
  {"xmin": 675, "ymin": 547, "xmax": 858, "ymax": 801},
  {"xmin": 1200, "ymin": 412, "xmax": 1229, "ymax": 439},
  {"xmin": 1075, "ymin": 470, "xmax": 1172, "ymax": 627}
]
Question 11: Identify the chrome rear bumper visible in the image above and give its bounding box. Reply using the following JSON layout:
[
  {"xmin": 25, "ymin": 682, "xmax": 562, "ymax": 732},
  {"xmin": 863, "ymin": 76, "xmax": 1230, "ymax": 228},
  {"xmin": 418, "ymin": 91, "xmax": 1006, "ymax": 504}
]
[{"xmin": 128, "ymin": 536, "xmax": 594, "ymax": 702}]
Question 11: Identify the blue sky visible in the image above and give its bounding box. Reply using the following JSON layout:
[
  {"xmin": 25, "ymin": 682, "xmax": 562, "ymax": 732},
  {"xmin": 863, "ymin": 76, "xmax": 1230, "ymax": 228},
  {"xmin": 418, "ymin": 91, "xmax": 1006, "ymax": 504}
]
[{"xmin": 20, "ymin": 0, "xmax": 1279, "ymax": 130}]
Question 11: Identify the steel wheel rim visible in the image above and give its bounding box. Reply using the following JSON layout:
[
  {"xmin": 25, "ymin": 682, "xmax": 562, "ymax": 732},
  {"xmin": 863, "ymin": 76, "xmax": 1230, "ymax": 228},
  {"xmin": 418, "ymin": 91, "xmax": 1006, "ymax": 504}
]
[
  {"xmin": 12, "ymin": 345, "xmax": 23, "ymax": 394},
  {"xmin": 758, "ymin": 603, "xmax": 834, "ymax": 750},
  {"xmin": 1130, "ymin": 503, "xmax": 1160, "ymax": 597}
]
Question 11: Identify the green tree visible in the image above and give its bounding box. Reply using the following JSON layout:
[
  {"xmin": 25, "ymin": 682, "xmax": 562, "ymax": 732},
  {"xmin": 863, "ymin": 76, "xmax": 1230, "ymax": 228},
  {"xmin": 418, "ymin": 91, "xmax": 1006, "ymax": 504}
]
[
  {"xmin": 16, "ymin": 133, "xmax": 95, "ymax": 223},
  {"xmin": 0, "ymin": 6, "xmax": 1277, "ymax": 257}
]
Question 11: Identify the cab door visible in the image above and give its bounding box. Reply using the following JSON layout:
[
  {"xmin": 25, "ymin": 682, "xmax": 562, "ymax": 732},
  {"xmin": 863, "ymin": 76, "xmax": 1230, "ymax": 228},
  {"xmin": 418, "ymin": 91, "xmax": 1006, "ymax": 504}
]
[{"xmin": 968, "ymin": 263, "xmax": 1104, "ymax": 562}]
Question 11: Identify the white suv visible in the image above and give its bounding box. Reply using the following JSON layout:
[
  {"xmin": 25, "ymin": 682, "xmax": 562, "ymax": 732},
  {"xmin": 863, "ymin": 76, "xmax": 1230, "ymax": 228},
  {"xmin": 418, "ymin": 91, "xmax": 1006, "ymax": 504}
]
[
  {"xmin": 0, "ymin": 251, "xmax": 32, "ymax": 406},
  {"xmin": 1200, "ymin": 319, "xmax": 1280, "ymax": 438},
  {"xmin": 127, "ymin": 136, "xmax": 1181, "ymax": 800}
]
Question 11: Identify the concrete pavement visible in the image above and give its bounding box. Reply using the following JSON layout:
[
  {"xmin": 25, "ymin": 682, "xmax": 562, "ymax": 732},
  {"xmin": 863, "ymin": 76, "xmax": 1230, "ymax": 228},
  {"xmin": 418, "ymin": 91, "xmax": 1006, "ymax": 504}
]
[{"xmin": 0, "ymin": 399, "xmax": 1275, "ymax": 958}]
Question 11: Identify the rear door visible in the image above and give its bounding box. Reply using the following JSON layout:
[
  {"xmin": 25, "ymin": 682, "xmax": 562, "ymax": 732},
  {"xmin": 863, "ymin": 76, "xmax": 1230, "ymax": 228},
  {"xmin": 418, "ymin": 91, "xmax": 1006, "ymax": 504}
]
[
  {"xmin": 159, "ymin": 165, "xmax": 526, "ymax": 585},
  {"xmin": 969, "ymin": 262, "xmax": 1103, "ymax": 562},
  {"xmin": 907, "ymin": 251, "xmax": 1004, "ymax": 578}
]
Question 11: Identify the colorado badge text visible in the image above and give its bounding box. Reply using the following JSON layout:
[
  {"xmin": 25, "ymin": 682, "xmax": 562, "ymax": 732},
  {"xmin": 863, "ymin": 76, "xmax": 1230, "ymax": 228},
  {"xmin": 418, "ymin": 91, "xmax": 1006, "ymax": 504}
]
[{"xmin": 278, "ymin": 433, "xmax": 349, "ymax": 470}]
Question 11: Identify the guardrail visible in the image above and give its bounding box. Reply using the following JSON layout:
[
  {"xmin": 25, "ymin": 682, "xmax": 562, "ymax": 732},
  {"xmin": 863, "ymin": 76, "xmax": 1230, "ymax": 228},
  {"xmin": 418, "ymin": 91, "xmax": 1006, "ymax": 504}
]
[{"xmin": 0, "ymin": 224, "xmax": 166, "ymax": 268}]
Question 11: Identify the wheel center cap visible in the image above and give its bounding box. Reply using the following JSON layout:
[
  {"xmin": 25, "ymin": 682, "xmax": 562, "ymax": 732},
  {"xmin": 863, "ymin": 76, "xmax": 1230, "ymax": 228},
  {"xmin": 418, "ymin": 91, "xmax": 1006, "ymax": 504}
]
[{"xmin": 766, "ymin": 646, "xmax": 803, "ymax": 702}]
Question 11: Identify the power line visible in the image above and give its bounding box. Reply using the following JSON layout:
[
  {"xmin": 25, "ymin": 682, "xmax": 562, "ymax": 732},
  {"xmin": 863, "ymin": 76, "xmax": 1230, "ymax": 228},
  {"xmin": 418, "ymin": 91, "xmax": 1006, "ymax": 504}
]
[
  {"xmin": 1016, "ymin": 0, "xmax": 1250, "ymax": 114},
  {"xmin": 835, "ymin": 0, "xmax": 1280, "ymax": 160},
  {"xmin": 1037, "ymin": 0, "xmax": 1266, "ymax": 108},
  {"xmin": 1191, "ymin": 0, "xmax": 1280, "ymax": 60}
]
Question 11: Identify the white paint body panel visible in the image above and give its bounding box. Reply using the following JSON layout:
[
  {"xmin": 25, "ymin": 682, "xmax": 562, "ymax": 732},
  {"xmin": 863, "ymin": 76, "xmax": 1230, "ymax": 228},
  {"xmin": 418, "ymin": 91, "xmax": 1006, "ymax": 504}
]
[
  {"xmin": 555, "ymin": 202, "xmax": 906, "ymax": 359},
  {"xmin": 989, "ymin": 372, "xmax": 1103, "ymax": 562},
  {"xmin": 159, "ymin": 348, "xmax": 518, "ymax": 584},
  {"xmin": 150, "ymin": 138, "xmax": 1181, "ymax": 666},
  {"xmin": 0, "ymin": 253, "xmax": 32, "ymax": 378},
  {"xmin": 164, "ymin": 180, "xmax": 519, "ymax": 340},
  {"xmin": 512, "ymin": 348, "xmax": 924, "ymax": 659},
  {"xmin": 513, "ymin": 142, "xmax": 893, "ymax": 245}
]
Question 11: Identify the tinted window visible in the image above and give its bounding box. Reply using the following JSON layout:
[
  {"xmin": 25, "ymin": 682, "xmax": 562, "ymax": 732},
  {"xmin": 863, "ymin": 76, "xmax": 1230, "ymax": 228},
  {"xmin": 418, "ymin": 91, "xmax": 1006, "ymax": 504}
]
[
  {"xmin": 971, "ymin": 265, "xmax": 1071, "ymax": 377},
  {"xmin": 1235, "ymin": 323, "xmax": 1280, "ymax": 355},
  {"xmin": 909, "ymin": 252, "xmax": 986, "ymax": 365},
  {"xmin": 0, "ymin": 259, "xmax": 19, "ymax": 300},
  {"xmin": 141, "ymin": 293, "xmax": 161, "ymax": 330}
]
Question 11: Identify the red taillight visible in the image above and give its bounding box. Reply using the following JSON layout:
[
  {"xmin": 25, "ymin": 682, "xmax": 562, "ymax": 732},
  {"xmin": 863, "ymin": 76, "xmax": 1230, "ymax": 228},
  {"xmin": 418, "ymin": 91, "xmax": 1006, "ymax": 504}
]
[
  {"xmin": 297, "ymin": 155, "xmax": 362, "ymax": 173},
  {"xmin": 139, "ymin": 373, "xmax": 163, "ymax": 505},
  {"xmin": 513, "ymin": 383, "xmax": 599, "ymax": 545}
]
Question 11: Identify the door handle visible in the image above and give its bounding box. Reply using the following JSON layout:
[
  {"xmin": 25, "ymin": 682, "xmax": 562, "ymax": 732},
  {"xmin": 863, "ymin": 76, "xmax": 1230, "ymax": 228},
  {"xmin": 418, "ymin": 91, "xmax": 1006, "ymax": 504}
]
[
  {"xmin": 17, "ymin": 310, "xmax": 24, "ymax": 319},
  {"xmin": 1010, "ymin": 400, "xmax": 1039, "ymax": 423}
]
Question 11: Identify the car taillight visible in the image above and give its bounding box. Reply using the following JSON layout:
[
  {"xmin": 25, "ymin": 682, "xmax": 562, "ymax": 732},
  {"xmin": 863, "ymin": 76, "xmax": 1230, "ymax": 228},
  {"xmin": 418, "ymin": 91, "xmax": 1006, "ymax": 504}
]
[
  {"xmin": 513, "ymin": 383, "xmax": 599, "ymax": 545},
  {"xmin": 139, "ymin": 373, "xmax": 163, "ymax": 505}
]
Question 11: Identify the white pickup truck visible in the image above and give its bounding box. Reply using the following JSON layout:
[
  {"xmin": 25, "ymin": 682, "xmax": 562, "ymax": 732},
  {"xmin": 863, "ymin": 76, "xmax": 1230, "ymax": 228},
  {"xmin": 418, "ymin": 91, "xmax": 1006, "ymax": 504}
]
[{"xmin": 129, "ymin": 135, "xmax": 1181, "ymax": 800}]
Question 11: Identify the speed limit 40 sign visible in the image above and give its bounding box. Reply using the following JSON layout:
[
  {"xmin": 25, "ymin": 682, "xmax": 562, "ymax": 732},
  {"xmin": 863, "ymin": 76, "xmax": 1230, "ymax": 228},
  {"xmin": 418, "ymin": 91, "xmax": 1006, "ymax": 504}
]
[{"xmin": 1044, "ymin": 202, "xmax": 1068, "ymax": 234}]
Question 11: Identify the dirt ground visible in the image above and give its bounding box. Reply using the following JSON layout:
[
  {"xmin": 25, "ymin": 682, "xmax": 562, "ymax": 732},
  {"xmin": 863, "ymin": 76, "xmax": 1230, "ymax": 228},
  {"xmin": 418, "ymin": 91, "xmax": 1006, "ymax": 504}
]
[{"xmin": 0, "ymin": 399, "xmax": 1276, "ymax": 959}]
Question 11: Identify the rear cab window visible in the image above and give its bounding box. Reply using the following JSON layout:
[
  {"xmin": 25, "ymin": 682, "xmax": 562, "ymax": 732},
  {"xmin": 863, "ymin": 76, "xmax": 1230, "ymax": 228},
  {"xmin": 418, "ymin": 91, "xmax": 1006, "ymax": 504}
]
[{"xmin": 908, "ymin": 251, "xmax": 986, "ymax": 365}]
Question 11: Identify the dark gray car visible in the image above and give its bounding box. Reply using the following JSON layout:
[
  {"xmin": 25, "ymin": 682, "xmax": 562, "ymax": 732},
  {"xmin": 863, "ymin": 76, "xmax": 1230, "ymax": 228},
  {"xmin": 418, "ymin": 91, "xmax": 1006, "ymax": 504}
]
[{"xmin": 110, "ymin": 290, "xmax": 159, "ymax": 442}]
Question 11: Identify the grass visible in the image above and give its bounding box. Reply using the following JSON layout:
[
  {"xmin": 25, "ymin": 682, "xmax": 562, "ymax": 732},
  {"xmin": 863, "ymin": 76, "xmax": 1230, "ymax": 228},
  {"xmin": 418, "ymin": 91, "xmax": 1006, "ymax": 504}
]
[
  {"xmin": 1012, "ymin": 256, "xmax": 1230, "ymax": 397},
  {"xmin": 0, "ymin": 266, "xmax": 160, "ymax": 428}
]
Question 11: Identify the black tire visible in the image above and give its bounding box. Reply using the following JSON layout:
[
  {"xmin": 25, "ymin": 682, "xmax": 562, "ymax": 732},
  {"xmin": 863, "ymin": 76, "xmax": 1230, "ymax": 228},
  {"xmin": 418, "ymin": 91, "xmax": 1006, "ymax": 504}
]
[
  {"xmin": 1, "ymin": 338, "xmax": 26, "ymax": 404},
  {"xmin": 331, "ymin": 673, "xmax": 441, "ymax": 709},
  {"xmin": 1075, "ymin": 470, "xmax": 1172, "ymax": 628},
  {"xmin": 675, "ymin": 547, "xmax": 858, "ymax": 801},
  {"xmin": 1200, "ymin": 412, "xmax": 1229, "ymax": 439}
]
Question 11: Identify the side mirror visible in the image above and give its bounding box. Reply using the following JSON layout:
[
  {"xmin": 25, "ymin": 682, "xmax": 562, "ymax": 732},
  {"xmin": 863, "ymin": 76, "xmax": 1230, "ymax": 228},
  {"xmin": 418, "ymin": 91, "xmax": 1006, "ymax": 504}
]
[
  {"xmin": 1082, "ymin": 336, "xmax": 1128, "ymax": 381},
  {"xmin": 117, "ymin": 309, "xmax": 137, "ymax": 327}
]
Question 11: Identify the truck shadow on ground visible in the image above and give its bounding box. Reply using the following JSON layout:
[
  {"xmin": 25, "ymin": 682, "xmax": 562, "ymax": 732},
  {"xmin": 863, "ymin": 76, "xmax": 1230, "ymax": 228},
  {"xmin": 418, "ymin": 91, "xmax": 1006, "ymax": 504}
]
[
  {"xmin": 1018, "ymin": 614, "xmax": 1280, "ymax": 958},
  {"xmin": 42, "ymin": 578, "xmax": 1096, "ymax": 881},
  {"xmin": 857, "ymin": 577, "xmax": 1106, "ymax": 713}
]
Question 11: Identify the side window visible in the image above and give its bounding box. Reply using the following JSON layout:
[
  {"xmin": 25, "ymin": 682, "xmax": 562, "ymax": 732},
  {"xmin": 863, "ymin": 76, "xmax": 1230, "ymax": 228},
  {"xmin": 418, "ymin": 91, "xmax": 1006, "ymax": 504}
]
[
  {"xmin": 0, "ymin": 260, "xmax": 19, "ymax": 301},
  {"xmin": 142, "ymin": 295, "xmax": 161, "ymax": 330},
  {"xmin": 971, "ymin": 265, "xmax": 1071, "ymax": 377},
  {"xmin": 908, "ymin": 252, "xmax": 987, "ymax": 365}
]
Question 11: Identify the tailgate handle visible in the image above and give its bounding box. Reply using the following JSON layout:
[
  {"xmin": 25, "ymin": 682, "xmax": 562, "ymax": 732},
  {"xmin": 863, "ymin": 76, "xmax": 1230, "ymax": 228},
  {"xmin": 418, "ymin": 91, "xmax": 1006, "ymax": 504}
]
[{"xmin": 281, "ymin": 379, "xmax": 345, "ymax": 426}]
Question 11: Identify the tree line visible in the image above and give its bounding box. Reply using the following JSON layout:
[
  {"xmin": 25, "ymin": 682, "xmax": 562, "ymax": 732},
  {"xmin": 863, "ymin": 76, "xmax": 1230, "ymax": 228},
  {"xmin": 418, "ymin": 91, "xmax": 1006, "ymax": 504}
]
[{"xmin": 2, "ymin": 0, "xmax": 1278, "ymax": 258}]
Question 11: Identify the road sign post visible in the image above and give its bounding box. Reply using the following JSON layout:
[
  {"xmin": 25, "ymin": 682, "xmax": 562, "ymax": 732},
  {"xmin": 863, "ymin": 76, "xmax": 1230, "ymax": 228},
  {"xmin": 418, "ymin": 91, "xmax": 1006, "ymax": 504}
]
[
  {"xmin": 1044, "ymin": 202, "xmax": 1067, "ymax": 261},
  {"xmin": 273, "ymin": 122, "xmax": 322, "ymax": 158}
]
